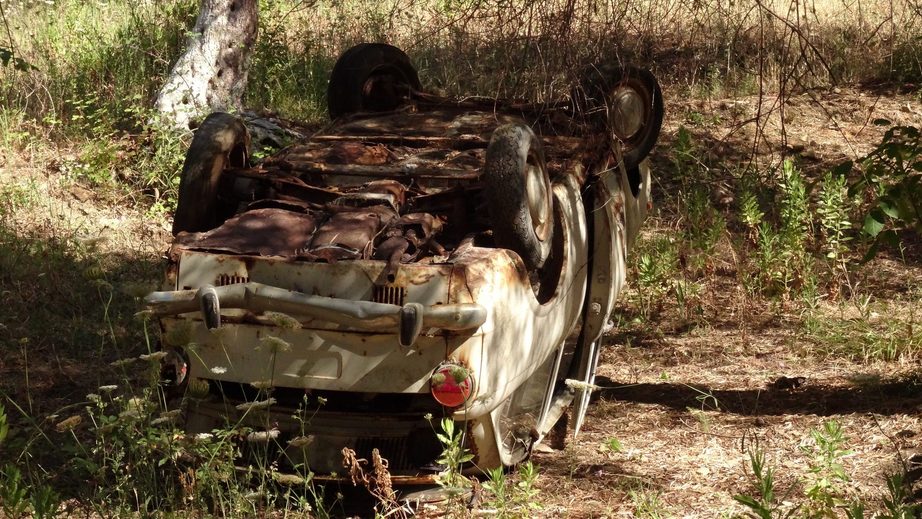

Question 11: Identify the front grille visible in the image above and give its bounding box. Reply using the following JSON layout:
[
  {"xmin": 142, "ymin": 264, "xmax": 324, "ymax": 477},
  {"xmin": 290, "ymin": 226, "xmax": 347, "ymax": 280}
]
[
  {"xmin": 373, "ymin": 284, "xmax": 406, "ymax": 306},
  {"xmin": 215, "ymin": 273, "xmax": 249, "ymax": 286}
]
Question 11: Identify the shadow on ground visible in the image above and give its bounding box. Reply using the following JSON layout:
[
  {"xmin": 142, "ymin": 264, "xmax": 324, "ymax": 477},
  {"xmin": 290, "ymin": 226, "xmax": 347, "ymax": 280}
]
[
  {"xmin": 596, "ymin": 373, "xmax": 922, "ymax": 417},
  {"xmin": 0, "ymin": 226, "xmax": 162, "ymax": 422}
]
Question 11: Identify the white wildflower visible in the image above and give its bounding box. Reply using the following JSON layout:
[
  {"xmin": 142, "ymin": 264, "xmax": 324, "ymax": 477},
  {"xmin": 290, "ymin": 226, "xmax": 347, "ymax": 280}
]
[
  {"xmin": 159, "ymin": 409, "xmax": 182, "ymax": 420},
  {"xmin": 139, "ymin": 351, "xmax": 168, "ymax": 362},
  {"xmin": 246, "ymin": 428, "xmax": 280, "ymax": 443},
  {"xmin": 250, "ymin": 380, "xmax": 273, "ymax": 390},
  {"xmin": 151, "ymin": 415, "xmax": 177, "ymax": 426},
  {"xmin": 273, "ymin": 472, "xmax": 307, "ymax": 486},
  {"xmin": 210, "ymin": 366, "xmax": 227, "ymax": 375},
  {"xmin": 288, "ymin": 436, "xmax": 313, "ymax": 448},
  {"xmin": 259, "ymin": 335, "xmax": 291, "ymax": 353},
  {"xmin": 244, "ymin": 491, "xmax": 266, "ymax": 502},
  {"xmin": 235, "ymin": 398, "xmax": 277, "ymax": 411},
  {"xmin": 98, "ymin": 385, "xmax": 118, "ymax": 393},
  {"xmin": 119, "ymin": 408, "xmax": 142, "ymax": 421},
  {"xmin": 265, "ymin": 311, "xmax": 302, "ymax": 330}
]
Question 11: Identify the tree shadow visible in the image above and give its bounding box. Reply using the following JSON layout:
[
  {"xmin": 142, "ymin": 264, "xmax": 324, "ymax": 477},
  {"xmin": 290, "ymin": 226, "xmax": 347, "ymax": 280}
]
[
  {"xmin": 0, "ymin": 226, "xmax": 162, "ymax": 421},
  {"xmin": 595, "ymin": 373, "xmax": 922, "ymax": 417}
]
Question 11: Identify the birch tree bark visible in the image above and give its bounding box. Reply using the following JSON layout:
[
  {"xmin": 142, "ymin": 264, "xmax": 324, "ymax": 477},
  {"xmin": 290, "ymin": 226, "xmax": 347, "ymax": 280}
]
[{"xmin": 155, "ymin": 0, "xmax": 258, "ymax": 130}]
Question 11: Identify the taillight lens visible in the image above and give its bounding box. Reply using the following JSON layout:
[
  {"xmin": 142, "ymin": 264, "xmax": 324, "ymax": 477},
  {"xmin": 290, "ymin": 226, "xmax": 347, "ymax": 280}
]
[{"xmin": 430, "ymin": 363, "xmax": 473, "ymax": 408}]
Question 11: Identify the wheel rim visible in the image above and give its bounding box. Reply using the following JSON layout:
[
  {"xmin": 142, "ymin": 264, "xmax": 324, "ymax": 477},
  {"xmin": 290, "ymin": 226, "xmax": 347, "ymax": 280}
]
[
  {"xmin": 607, "ymin": 78, "xmax": 654, "ymax": 150},
  {"xmin": 525, "ymin": 151, "xmax": 552, "ymax": 242},
  {"xmin": 609, "ymin": 86, "xmax": 645, "ymax": 140}
]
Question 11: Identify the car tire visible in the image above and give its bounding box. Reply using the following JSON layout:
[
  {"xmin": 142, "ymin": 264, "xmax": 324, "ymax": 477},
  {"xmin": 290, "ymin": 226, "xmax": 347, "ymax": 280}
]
[
  {"xmin": 172, "ymin": 112, "xmax": 250, "ymax": 235},
  {"xmin": 573, "ymin": 64, "xmax": 663, "ymax": 170},
  {"xmin": 483, "ymin": 123, "xmax": 554, "ymax": 271},
  {"xmin": 327, "ymin": 43, "xmax": 422, "ymax": 120}
]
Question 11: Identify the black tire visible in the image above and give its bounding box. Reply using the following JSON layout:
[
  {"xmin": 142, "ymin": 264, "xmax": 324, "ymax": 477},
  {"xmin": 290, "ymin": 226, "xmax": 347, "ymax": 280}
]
[
  {"xmin": 483, "ymin": 123, "xmax": 554, "ymax": 271},
  {"xmin": 172, "ymin": 112, "xmax": 249, "ymax": 235},
  {"xmin": 573, "ymin": 64, "xmax": 664, "ymax": 170},
  {"xmin": 327, "ymin": 43, "xmax": 422, "ymax": 120}
]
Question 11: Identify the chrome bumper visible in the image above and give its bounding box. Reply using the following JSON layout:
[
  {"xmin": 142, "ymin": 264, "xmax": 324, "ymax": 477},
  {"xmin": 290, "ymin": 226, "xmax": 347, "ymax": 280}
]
[{"xmin": 145, "ymin": 282, "xmax": 486, "ymax": 346}]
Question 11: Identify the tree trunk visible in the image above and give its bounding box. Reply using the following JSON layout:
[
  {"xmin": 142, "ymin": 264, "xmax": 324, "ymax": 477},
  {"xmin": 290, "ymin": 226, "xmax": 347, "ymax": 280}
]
[{"xmin": 155, "ymin": 0, "xmax": 258, "ymax": 130}]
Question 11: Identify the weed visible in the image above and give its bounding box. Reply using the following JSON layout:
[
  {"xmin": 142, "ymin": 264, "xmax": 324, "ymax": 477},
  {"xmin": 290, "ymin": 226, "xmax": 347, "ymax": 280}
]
[
  {"xmin": 682, "ymin": 186, "xmax": 726, "ymax": 275},
  {"xmin": 880, "ymin": 472, "xmax": 922, "ymax": 518},
  {"xmin": 0, "ymin": 464, "xmax": 29, "ymax": 519},
  {"xmin": 686, "ymin": 407, "xmax": 712, "ymax": 433},
  {"xmin": 631, "ymin": 236, "xmax": 679, "ymax": 320},
  {"xmin": 801, "ymin": 420, "xmax": 853, "ymax": 515},
  {"xmin": 483, "ymin": 466, "xmax": 510, "ymax": 512},
  {"xmin": 630, "ymin": 484, "xmax": 668, "ymax": 519},
  {"xmin": 739, "ymin": 185, "xmax": 765, "ymax": 242},
  {"xmin": 29, "ymin": 485, "xmax": 61, "ymax": 519},
  {"xmin": 737, "ymin": 422, "xmax": 861, "ymax": 518},
  {"xmin": 734, "ymin": 450, "xmax": 787, "ymax": 519},
  {"xmin": 741, "ymin": 159, "xmax": 816, "ymax": 300},
  {"xmin": 431, "ymin": 417, "xmax": 473, "ymax": 491},
  {"xmin": 605, "ymin": 437, "xmax": 624, "ymax": 454},
  {"xmin": 817, "ymin": 170, "xmax": 853, "ymax": 284},
  {"xmin": 483, "ymin": 461, "xmax": 542, "ymax": 518}
]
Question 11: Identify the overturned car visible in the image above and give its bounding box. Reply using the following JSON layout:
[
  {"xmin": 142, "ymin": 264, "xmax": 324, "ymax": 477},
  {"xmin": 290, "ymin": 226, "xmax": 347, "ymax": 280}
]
[{"xmin": 145, "ymin": 43, "xmax": 663, "ymax": 480}]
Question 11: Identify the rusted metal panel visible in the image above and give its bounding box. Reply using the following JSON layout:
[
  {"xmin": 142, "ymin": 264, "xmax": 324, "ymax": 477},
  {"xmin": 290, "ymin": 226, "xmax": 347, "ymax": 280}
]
[{"xmin": 173, "ymin": 208, "xmax": 317, "ymax": 257}]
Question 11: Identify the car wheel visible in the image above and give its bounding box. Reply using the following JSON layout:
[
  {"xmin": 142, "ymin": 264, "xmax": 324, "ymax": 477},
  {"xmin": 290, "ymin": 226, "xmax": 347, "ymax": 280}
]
[
  {"xmin": 483, "ymin": 123, "xmax": 554, "ymax": 271},
  {"xmin": 172, "ymin": 112, "xmax": 250, "ymax": 235},
  {"xmin": 327, "ymin": 43, "xmax": 422, "ymax": 120},
  {"xmin": 573, "ymin": 64, "xmax": 663, "ymax": 170}
]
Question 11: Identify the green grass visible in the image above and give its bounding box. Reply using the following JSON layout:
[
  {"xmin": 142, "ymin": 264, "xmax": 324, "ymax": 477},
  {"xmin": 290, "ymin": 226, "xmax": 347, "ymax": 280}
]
[{"xmin": 803, "ymin": 293, "xmax": 922, "ymax": 362}]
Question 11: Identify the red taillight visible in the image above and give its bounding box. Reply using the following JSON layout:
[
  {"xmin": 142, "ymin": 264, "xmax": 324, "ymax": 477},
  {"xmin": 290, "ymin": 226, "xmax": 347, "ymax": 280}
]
[{"xmin": 430, "ymin": 363, "xmax": 473, "ymax": 408}]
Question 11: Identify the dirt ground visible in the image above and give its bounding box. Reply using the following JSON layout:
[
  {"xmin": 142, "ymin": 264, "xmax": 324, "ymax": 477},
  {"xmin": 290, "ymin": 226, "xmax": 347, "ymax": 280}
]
[
  {"xmin": 1, "ymin": 85, "xmax": 921, "ymax": 517},
  {"xmin": 526, "ymin": 86, "xmax": 922, "ymax": 518}
]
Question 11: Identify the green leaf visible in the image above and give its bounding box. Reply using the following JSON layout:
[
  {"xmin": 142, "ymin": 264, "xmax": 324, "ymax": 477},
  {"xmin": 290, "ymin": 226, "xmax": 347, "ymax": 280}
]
[
  {"xmin": 862, "ymin": 211, "xmax": 886, "ymax": 237},
  {"xmin": 733, "ymin": 494, "xmax": 772, "ymax": 519},
  {"xmin": 879, "ymin": 199, "xmax": 901, "ymax": 219}
]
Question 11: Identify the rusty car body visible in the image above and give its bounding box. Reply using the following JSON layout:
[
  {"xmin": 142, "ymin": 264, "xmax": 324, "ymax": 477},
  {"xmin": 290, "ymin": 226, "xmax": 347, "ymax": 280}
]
[{"xmin": 144, "ymin": 43, "xmax": 662, "ymax": 481}]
